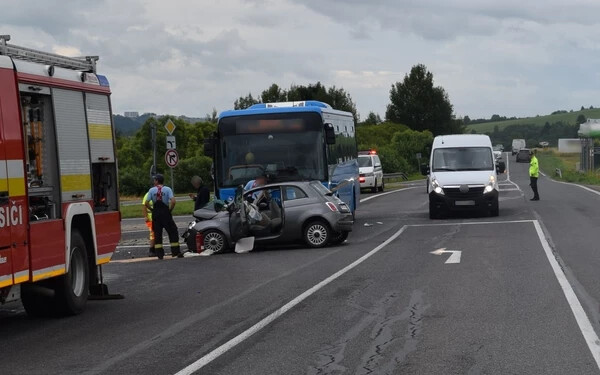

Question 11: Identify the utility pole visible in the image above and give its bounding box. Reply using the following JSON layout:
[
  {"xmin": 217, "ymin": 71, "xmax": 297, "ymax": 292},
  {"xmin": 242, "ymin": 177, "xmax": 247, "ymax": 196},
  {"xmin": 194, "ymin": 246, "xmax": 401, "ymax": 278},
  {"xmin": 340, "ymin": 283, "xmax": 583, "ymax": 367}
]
[{"xmin": 151, "ymin": 121, "xmax": 157, "ymax": 184}]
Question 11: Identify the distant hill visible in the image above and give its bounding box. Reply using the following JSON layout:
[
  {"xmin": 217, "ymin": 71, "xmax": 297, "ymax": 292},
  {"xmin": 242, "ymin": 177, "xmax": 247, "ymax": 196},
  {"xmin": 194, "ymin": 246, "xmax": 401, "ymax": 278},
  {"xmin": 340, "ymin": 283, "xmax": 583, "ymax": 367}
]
[
  {"xmin": 113, "ymin": 113, "xmax": 209, "ymax": 136},
  {"xmin": 466, "ymin": 108, "xmax": 600, "ymax": 133}
]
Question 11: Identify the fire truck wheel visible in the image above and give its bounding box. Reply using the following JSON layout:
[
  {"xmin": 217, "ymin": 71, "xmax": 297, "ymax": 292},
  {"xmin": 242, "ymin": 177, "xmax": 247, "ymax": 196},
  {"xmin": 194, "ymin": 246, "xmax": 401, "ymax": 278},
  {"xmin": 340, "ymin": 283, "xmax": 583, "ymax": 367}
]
[{"xmin": 54, "ymin": 230, "xmax": 90, "ymax": 315}]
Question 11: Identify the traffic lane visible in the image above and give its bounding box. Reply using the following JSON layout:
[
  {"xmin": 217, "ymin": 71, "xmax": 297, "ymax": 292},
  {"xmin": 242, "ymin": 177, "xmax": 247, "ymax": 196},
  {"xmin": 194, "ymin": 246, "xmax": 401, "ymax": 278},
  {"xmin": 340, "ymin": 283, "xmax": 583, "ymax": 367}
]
[
  {"xmin": 0, "ymin": 188, "xmax": 424, "ymax": 374},
  {"xmin": 200, "ymin": 222, "xmax": 598, "ymax": 375},
  {"xmin": 507, "ymin": 156, "xmax": 600, "ymax": 331}
]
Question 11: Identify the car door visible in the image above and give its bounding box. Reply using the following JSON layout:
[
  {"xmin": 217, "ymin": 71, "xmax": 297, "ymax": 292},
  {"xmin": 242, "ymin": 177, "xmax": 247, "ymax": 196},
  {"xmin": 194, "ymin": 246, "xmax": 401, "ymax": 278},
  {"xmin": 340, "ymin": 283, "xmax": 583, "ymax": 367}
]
[
  {"xmin": 281, "ymin": 185, "xmax": 310, "ymax": 240},
  {"xmin": 245, "ymin": 185, "xmax": 284, "ymax": 239},
  {"xmin": 229, "ymin": 186, "xmax": 250, "ymax": 243}
]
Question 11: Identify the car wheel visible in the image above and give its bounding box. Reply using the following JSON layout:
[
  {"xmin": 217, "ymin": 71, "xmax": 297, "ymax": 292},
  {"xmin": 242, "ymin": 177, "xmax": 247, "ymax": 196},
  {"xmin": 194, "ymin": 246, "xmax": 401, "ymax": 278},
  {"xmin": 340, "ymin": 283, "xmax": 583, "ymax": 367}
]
[
  {"xmin": 371, "ymin": 181, "xmax": 377, "ymax": 193},
  {"xmin": 303, "ymin": 220, "xmax": 331, "ymax": 248},
  {"xmin": 203, "ymin": 230, "xmax": 227, "ymax": 253},
  {"xmin": 330, "ymin": 230, "xmax": 349, "ymax": 245},
  {"xmin": 378, "ymin": 178, "xmax": 384, "ymax": 192}
]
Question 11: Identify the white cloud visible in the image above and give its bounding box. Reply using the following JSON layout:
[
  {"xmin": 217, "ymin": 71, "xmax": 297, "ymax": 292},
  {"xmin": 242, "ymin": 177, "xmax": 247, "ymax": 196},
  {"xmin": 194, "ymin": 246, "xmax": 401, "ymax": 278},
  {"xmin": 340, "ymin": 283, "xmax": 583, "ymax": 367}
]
[{"xmin": 3, "ymin": 0, "xmax": 600, "ymax": 120}]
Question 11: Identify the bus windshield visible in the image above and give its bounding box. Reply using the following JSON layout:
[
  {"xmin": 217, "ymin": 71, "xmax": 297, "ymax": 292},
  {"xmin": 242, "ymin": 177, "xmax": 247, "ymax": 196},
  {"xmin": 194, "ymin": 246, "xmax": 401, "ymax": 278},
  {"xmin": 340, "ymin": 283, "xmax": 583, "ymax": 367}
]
[
  {"xmin": 432, "ymin": 147, "xmax": 494, "ymax": 172},
  {"xmin": 219, "ymin": 131, "xmax": 326, "ymax": 187}
]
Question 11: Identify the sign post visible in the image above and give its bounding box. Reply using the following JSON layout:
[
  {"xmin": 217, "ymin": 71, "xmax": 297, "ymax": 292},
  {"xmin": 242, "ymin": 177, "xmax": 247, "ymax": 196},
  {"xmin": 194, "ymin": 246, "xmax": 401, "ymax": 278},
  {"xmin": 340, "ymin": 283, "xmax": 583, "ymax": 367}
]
[{"xmin": 164, "ymin": 120, "xmax": 177, "ymax": 192}]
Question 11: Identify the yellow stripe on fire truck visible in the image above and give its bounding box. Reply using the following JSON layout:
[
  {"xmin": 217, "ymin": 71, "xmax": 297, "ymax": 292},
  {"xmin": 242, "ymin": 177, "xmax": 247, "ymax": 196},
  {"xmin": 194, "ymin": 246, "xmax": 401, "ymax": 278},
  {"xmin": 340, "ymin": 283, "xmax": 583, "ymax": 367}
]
[
  {"xmin": 0, "ymin": 274, "xmax": 12, "ymax": 288},
  {"xmin": 0, "ymin": 160, "xmax": 26, "ymax": 197},
  {"xmin": 13, "ymin": 270, "xmax": 30, "ymax": 284},
  {"xmin": 59, "ymin": 159, "xmax": 91, "ymax": 201},
  {"xmin": 88, "ymin": 123, "xmax": 113, "ymax": 140},
  {"xmin": 97, "ymin": 252, "xmax": 113, "ymax": 265},
  {"xmin": 32, "ymin": 264, "xmax": 66, "ymax": 282}
]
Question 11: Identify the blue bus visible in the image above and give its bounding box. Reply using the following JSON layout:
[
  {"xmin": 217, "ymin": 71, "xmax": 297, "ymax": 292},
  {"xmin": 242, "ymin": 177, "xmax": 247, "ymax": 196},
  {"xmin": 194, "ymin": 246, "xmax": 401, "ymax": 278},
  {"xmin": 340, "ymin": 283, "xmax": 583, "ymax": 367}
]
[{"xmin": 204, "ymin": 101, "xmax": 360, "ymax": 215}]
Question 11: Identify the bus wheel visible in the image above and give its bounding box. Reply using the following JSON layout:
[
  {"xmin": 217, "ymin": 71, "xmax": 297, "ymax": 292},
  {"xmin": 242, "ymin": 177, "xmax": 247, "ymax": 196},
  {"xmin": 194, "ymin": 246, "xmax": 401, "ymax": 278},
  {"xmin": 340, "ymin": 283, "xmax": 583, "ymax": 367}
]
[{"xmin": 54, "ymin": 230, "xmax": 89, "ymax": 315}]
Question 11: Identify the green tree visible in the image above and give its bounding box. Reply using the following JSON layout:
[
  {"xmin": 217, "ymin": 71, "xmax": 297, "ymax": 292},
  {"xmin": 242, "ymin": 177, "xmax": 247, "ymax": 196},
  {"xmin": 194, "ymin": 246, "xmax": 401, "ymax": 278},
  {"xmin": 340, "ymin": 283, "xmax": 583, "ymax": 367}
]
[
  {"xmin": 361, "ymin": 112, "xmax": 382, "ymax": 126},
  {"xmin": 463, "ymin": 115, "xmax": 471, "ymax": 124},
  {"xmin": 385, "ymin": 64, "xmax": 462, "ymax": 136},
  {"xmin": 234, "ymin": 93, "xmax": 260, "ymax": 109},
  {"xmin": 261, "ymin": 84, "xmax": 288, "ymax": 103},
  {"xmin": 577, "ymin": 114, "xmax": 587, "ymax": 124}
]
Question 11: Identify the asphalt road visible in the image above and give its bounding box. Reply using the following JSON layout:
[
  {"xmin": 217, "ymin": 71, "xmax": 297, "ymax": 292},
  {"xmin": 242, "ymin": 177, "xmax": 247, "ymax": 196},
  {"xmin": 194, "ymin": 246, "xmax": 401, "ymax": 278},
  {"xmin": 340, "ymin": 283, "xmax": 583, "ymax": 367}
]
[{"xmin": 3, "ymin": 157, "xmax": 600, "ymax": 374}]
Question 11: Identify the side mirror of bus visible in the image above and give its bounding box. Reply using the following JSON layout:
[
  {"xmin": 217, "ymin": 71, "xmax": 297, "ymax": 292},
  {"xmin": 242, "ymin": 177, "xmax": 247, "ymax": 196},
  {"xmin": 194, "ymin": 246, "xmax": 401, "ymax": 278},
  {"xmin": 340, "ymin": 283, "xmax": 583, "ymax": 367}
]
[
  {"xmin": 324, "ymin": 123, "xmax": 336, "ymax": 145},
  {"xmin": 204, "ymin": 138, "xmax": 216, "ymax": 157}
]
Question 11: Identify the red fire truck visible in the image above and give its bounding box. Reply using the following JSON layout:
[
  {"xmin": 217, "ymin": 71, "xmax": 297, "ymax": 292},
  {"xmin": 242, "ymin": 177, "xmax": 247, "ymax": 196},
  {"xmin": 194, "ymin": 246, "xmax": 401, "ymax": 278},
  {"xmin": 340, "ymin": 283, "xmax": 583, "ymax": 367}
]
[{"xmin": 0, "ymin": 35, "xmax": 120, "ymax": 316}]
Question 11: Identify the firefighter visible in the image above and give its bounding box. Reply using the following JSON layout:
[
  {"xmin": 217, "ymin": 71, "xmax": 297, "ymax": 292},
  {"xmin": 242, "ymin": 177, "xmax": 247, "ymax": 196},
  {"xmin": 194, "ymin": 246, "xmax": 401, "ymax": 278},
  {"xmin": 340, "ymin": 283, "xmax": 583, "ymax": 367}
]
[
  {"xmin": 145, "ymin": 174, "xmax": 183, "ymax": 259},
  {"xmin": 142, "ymin": 192, "xmax": 155, "ymax": 257},
  {"xmin": 529, "ymin": 149, "xmax": 540, "ymax": 201}
]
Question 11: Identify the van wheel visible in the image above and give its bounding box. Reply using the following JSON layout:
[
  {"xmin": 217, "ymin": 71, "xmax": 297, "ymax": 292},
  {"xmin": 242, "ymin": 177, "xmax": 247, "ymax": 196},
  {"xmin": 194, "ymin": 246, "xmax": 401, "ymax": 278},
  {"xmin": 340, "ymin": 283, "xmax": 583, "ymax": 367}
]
[
  {"xmin": 378, "ymin": 179, "xmax": 384, "ymax": 192},
  {"xmin": 490, "ymin": 199, "xmax": 499, "ymax": 217},
  {"xmin": 371, "ymin": 181, "xmax": 377, "ymax": 193}
]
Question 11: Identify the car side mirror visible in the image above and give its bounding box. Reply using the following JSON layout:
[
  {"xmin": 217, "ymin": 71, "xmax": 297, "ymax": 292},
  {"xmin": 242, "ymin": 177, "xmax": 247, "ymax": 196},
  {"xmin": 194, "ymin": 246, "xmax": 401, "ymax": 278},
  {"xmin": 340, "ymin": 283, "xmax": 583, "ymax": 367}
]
[
  {"xmin": 324, "ymin": 123, "xmax": 336, "ymax": 145},
  {"xmin": 420, "ymin": 164, "xmax": 430, "ymax": 176},
  {"xmin": 203, "ymin": 137, "xmax": 216, "ymax": 157},
  {"xmin": 496, "ymin": 161, "xmax": 506, "ymax": 174}
]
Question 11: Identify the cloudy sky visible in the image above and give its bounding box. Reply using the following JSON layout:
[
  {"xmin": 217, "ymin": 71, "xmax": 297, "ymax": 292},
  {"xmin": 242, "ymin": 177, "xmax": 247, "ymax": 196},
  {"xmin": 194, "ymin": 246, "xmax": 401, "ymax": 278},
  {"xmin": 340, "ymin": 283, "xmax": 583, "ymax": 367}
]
[{"xmin": 4, "ymin": 0, "xmax": 600, "ymax": 120}]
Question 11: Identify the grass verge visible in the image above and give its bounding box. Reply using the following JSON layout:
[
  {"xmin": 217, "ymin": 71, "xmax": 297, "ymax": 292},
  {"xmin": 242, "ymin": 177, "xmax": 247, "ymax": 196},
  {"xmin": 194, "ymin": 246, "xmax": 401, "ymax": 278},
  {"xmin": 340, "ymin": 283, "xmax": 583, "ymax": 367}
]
[
  {"xmin": 537, "ymin": 149, "xmax": 600, "ymax": 185},
  {"xmin": 120, "ymin": 200, "xmax": 195, "ymax": 219}
]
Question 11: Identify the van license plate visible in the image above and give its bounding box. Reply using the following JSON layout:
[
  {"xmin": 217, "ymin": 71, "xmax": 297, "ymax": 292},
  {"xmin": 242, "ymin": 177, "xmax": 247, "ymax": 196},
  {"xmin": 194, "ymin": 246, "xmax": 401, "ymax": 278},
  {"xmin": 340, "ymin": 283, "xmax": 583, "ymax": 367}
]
[{"xmin": 455, "ymin": 200, "xmax": 475, "ymax": 206}]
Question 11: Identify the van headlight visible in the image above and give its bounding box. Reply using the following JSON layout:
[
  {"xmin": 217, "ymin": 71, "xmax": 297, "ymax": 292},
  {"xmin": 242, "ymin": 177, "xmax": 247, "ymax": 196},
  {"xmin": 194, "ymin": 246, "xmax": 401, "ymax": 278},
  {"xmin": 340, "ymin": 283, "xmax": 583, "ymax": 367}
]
[
  {"xmin": 484, "ymin": 175, "xmax": 496, "ymax": 194},
  {"xmin": 431, "ymin": 179, "xmax": 444, "ymax": 195}
]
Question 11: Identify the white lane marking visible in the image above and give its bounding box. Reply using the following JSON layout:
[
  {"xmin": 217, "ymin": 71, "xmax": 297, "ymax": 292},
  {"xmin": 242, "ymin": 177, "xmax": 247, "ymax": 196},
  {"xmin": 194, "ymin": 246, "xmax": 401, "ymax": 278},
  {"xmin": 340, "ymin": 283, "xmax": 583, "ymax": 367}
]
[
  {"xmin": 360, "ymin": 187, "xmax": 418, "ymax": 203},
  {"xmin": 504, "ymin": 152, "xmax": 523, "ymax": 193},
  {"xmin": 430, "ymin": 248, "xmax": 462, "ymax": 264},
  {"xmin": 174, "ymin": 225, "xmax": 409, "ymax": 375},
  {"xmin": 410, "ymin": 219, "xmax": 534, "ymax": 227},
  {"xmin": 532, "ymin": 220, "xmax": 600, "ymax": 370},
  {"xmin": 547, "ymin": 178, "xmax": 600, "ymax": 198}
]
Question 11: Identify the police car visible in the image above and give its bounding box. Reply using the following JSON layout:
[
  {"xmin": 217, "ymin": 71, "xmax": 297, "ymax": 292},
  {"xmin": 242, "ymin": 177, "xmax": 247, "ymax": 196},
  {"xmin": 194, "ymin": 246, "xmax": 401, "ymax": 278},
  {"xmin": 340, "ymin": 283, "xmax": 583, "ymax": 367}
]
[{"xmin": 358, "ymin": 150, "xmax": 384, "ymax": 192}]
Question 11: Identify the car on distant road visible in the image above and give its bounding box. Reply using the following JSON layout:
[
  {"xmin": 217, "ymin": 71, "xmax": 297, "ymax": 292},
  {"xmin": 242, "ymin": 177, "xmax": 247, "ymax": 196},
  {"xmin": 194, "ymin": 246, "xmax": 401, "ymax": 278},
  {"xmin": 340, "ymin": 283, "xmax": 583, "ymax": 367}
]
[
  {"xmin": 516, "ymin": 148, "xmax": 531, "ymax": 163},
  {"xmin": 358, "ymin": 151, "xmax": 384, "ymax": 192},
  {"xmin": 190, "ymin": 181, "xmax": 354, "ymax": 253}
]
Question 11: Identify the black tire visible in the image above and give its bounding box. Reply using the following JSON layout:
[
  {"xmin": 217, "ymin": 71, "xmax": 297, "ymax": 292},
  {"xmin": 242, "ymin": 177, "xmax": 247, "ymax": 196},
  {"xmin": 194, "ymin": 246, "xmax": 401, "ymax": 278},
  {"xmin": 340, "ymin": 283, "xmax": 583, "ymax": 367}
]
[
  {"xmin": 371, "ymin": 181, "xmax": 377, "ymax": 193},
  {"xmin": 330, "ymin": 231, "xmax": 349, "ymax": 245},
  {"xmin": 429, "ymin": 200, "xmax": 439, "ymax": 219},
  {"xmin": 203, "ymin": 230, "xmax": 227, "ymax": 253},
  {"xmin": 303, "ymin": 220, "xmax": 331, "ymax": 248},
  {"xmin": 490, "ymin": 199, "xmax": 499, "ymax": 217},
  {"xmin": 54, "ymin": 230, "xmax": 89, "ymax": 316},
  {"xmin": 378, "ymin": 179, "xmax": 384, "ymax": 192},
  {"xmin": 21, "ymin": 282, "xmax": 54, "ymax": 317}
]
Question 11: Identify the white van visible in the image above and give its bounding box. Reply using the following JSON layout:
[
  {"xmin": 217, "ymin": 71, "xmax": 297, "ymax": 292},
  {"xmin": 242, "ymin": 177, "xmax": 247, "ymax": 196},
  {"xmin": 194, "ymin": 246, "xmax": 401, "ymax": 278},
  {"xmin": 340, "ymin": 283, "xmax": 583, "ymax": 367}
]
[
  {"xmin": 358, "ymin": 151, "xmax": 384, "ymax": 192},
  {"xmin": 424, "ymin": 134, "xmax": 505, "ymax": 219},
  {"xmin": 511, "ymin": 139, "xmax": 526, "ymax": 155}
]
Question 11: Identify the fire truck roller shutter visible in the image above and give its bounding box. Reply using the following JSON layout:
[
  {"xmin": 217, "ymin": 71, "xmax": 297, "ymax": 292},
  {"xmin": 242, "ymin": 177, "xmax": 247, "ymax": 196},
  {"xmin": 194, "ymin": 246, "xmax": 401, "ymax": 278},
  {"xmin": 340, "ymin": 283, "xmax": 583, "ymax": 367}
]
[
  {"xmin": 52, "ymin": 89, "xmax": 92, "ymax": 202},
  {"xmin": 85, "ymin": 93, "xmax": 114, "ymax": 163}
]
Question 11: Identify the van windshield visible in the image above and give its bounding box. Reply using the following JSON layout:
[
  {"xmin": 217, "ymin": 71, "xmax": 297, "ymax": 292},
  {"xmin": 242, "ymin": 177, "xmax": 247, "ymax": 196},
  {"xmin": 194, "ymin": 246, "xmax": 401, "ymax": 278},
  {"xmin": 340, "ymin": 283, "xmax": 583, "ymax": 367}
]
[
  {"xmin": 432, "ymin": 147, "xmax": 494, "ymax": 171},
  {"xmin": 358, "ymin": 156, "xmax": 372, "ymax": 167}
]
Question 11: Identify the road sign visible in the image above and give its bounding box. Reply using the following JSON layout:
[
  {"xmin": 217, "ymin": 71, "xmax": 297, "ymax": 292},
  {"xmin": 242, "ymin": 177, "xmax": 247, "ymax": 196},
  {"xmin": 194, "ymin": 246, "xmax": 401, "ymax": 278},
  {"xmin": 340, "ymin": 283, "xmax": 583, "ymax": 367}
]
[
  {"xmin": 164, "ymin": 119, "xmax": 176, "ymax": 135},
  {"xmin": 165, "ymin": 149, "xmax": 179, "ymax": 168},
  {"xmin": 166, "ymin": 136, "xmax": 176, "ymax": 150},
  {"xmin": 430, "ymin": 248, "xmax": 462, "ymax": 264},
  {"xmin": 416, "ymin": 153, "xmax": 422, "ymax": 159}
]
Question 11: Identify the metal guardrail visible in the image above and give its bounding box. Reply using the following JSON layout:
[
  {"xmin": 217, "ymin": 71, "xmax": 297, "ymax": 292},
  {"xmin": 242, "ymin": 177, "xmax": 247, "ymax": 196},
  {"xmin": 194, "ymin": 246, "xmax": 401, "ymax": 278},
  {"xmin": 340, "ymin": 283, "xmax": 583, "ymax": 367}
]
[{"xmin": 383, "ymin": 172, "xmax": 408, "ymax": 181}]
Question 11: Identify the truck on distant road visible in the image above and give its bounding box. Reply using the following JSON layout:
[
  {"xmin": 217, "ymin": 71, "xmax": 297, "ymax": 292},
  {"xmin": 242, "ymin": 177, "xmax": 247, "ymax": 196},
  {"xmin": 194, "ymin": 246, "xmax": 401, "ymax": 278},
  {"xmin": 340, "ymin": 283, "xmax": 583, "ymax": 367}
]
[{"xmin": 511, "ymin": 139, "xmax": 526, "ymax": 155}]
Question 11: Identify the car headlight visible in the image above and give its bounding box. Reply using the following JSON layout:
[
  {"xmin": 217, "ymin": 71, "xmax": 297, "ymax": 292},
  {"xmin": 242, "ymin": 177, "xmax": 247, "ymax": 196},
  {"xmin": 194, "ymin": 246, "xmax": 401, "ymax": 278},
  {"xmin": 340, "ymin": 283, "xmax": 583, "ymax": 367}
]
[
  {"xmin": 484, "ymin": 175, "xmax": 496, "ymax": 194},
  {"xmin": 431, "ymin": 179, "xmax": 444, "ymax": 195}
]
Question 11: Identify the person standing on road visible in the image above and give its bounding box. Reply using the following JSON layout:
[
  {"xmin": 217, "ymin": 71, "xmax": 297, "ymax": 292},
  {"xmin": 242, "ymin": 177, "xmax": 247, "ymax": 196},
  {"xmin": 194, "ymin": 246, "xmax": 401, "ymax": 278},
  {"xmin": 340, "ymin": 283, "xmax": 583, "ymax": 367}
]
[
  {"xmin": 189, "ymin": 175, "xmax": 211, "ymax": 210},
  {"xmin": 142, "ymin": 192, "xmax": 155, "ymax": 257},
  {"xmin": 145, "ymin": 174, "xmax": 183, "ymax": 259},
  {"xmin": 529, "ymin": 149, "xmax": 540, "ymax": 201}
]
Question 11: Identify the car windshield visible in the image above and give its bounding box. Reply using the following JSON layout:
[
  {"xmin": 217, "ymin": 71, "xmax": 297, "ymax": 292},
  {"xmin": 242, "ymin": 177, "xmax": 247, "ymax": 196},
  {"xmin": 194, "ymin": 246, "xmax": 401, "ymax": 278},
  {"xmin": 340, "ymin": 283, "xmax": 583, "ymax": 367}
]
[
  {"xmin": 432, "ymin": 147, "xmax": 494, "ymax": 171},
  {"xmin": 357, "ymin": 156, "xmax": 372, "ymax": 167}
]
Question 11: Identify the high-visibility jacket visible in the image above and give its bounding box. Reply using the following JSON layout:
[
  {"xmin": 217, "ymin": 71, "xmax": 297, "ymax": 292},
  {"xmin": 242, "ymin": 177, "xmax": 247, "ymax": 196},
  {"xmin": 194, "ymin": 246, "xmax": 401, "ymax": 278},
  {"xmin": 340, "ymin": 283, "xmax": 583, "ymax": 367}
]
[
  {"xmin": 529, "ymin": 155, "xmax": 539, "ymax": 178},
  {"xmin": 142, "ymin": 192, "xmax": 153, "ymax": 221}
]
